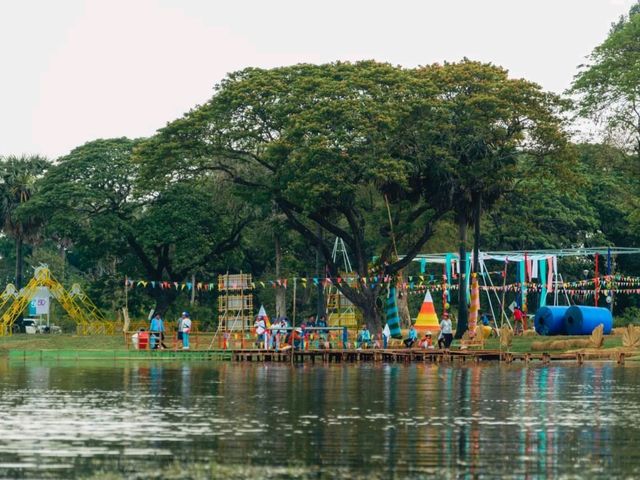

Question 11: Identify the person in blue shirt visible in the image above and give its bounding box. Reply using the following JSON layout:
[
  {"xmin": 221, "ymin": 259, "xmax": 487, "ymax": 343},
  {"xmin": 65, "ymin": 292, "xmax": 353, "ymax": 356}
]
[
  {"xmin": 403, "ymin": 325, "xmax": 418, "ymax": 348},
  {"xmin": 149, "ymin": 313, "xmax": 166, "ymax": 350},
  {"xmin": 357, "ymin": 326, "xmax": 372, "ymax": 348}
]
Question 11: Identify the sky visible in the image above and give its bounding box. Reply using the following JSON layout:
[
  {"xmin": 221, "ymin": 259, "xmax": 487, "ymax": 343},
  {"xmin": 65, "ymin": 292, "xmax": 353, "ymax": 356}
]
[{"xmin": 0, "ymin": 0, "xmax": 636, "ymax": 159}]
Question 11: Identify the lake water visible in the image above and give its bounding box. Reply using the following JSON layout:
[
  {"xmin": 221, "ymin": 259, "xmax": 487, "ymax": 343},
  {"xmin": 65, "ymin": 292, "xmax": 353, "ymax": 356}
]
[{"xmin": 0, "ymin": 360, "xmax": 638, "ymax": 479}]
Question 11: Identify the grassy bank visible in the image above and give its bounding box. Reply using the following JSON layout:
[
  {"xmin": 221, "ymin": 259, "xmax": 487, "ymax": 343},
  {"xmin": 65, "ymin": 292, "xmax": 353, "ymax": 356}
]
[
  {"xmin": 0, "ymin": 332, "xmax": 626, "ymax": 355},
  {"xmin": 0, "ymin": 334, "xmax": 128, "ymax": 351},
  {"xmin": 478, "ymin": 334, "xmax": 623, "ymax": 353}
]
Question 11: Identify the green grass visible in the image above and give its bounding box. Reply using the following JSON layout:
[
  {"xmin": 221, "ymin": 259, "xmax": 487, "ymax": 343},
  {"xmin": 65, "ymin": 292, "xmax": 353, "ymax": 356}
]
[
  {"xmin": 0, "ymin": 332, "xmax": 626, "ymax": 355},
  {"xmin": 462, "ymin": 334, "xmax": 623, "ymax": 352},
  {"xmin": 0, "ymin": 333, "xmax": 127, "ymax": 351}
]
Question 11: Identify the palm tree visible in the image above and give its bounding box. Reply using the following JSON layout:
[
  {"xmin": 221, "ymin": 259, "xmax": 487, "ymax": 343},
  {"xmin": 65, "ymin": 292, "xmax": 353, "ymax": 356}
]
[{"xmin": 0, "ymin": 155, "xmax": 49, "ymax": 290}]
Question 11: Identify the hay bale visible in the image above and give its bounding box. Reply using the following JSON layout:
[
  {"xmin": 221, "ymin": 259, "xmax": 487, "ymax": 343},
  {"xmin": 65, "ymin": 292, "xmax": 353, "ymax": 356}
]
[
  {"xmin": 569, "ymin": 339, "xmax": 592, "ymax": 349},
  {"xmin": 499, "ymin": 326, "xmax": 513, "ymax": 348},
  {"xmin": 522, "ymin": 329, "xmax": 538, "ymax": 337},
  {"xmin": 590, "ymin": 324, "xmax": 604, "ymax": 348},
  {"xmin": 531, "ymin": 340, "xmax": 547, "ymax": 351},
  {"xmin": 622, "ymin": 325, "xmax": 640, "ymax": 348},
  {"xmin": 548, "ymin": 340, "xmax": 569, "ymax": 350}
]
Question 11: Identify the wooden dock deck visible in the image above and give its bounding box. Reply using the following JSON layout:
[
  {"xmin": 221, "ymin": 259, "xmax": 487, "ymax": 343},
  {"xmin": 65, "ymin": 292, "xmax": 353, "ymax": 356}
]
[
  {"xmin": 7, "ymin": 348, "xmax": 628, "ymax": 364},
  {"xmin": 229, "ymin": 348, "xmax": 628, "ymax": 365}
]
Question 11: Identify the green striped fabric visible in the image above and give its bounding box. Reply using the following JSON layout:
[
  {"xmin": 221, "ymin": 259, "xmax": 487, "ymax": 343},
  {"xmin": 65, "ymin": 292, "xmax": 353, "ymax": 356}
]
[{"xmin": 385, "ymin": 287, "xmax": 402, "ymax": 339}]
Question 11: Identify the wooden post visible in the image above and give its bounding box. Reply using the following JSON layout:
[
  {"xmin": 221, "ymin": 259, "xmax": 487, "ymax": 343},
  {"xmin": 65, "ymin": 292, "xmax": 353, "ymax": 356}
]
[
  {"xmin": 124, "ymin": 277, "xmax": 129, "ymax": 324},
  {"xmin": 292, "ymin": 277, "xmax": 297, "ymax": 326}
]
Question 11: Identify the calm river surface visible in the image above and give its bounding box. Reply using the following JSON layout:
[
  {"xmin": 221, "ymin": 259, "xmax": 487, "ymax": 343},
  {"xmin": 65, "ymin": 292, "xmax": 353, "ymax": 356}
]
[{"xmin": 0, "ymin": 360, "xmax": 638, "ymax": 479}]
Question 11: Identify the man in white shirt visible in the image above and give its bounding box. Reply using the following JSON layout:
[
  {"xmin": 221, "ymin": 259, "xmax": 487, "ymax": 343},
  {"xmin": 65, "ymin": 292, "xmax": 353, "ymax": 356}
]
[
  {"xmin": 254, "ymin": 316, "xmax": 266, "ymax": 348},
  {"xmin": 438, "ymin": 312, "xmax": 454, "ymax": 349},
  {"xmin": 181, "ymin": 312, "xmax": 192, "ymax": 350}
]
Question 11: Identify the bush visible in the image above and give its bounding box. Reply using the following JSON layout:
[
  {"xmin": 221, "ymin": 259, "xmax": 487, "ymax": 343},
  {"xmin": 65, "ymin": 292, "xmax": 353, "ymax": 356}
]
[{"xmin": 614, "ymin": 307, "xmax": 640, "ymax": 327}]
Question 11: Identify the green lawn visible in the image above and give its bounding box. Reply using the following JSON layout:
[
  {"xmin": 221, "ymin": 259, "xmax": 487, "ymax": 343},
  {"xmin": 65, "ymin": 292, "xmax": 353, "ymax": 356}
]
[
  {"xmin": 472, "ymin": 334, "xmax": 623, "ymax": 352},
  {"xmin": 0, "ymin": 332, "xmax": 626, "ymax": 354},
  {"xmin": 0, "ymin": 334, "xmax": 127, "ymax": 351}
]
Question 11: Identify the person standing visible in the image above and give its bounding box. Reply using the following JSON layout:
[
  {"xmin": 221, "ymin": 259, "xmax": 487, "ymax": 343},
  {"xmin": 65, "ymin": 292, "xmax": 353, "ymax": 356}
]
[
  {"xmin": 382, "ymin": 323, "xmax": 390, "ymax": 349},
  {"xmin": 181, "ymin": 312, "xmax": 192, "ymax": 350},
  {"xmin": 513, "ymin": 307, "xmax": 524, "ymax": 336},
  {"xmin": 175, "ymin": 313, "xmax": 185, "ymax": 350},
  {"xmin": 254, "ymin": 315, "xmax": 266, "ymax": 348},
  {"xmin": 149, "ymin": 313, "xmax": 165, "ymax": 350},
  {"xmin": 439, "ymin": 312, "xmax": 454, "ymax": 349}
]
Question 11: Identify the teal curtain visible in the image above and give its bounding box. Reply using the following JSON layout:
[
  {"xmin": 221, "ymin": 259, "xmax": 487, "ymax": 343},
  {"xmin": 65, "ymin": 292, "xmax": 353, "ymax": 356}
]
[{"xmin": 385, "ymin": 287, "xmax": 402, "ymax": 339}]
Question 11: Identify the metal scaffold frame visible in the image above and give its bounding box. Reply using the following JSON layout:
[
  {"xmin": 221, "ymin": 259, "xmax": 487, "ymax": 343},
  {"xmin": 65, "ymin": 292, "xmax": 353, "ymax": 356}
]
[
  {"xmin": 0, "ymin": 265, "xmax": 115, "ymax": 336},
  {"xmin": 325, "ymin": 238, "xmax": 359, "ymax": 328}
]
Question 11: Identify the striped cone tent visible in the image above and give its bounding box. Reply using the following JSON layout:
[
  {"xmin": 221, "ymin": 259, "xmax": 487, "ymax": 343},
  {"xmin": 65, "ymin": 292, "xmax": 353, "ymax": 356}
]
[
  {"xmin": 414, "ymin": 290, "xmax": 440, "ymax": 332},
  {"xmin": 468, "ymin": 274, "xmax": 480, "ymax": 334},
  {"xmin": 385, "ymin": 287, "xmax": 403, "ymax": 339}
]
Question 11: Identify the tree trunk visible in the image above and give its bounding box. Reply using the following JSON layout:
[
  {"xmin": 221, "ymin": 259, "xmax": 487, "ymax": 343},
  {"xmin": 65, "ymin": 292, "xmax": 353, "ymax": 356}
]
[
  {"xmin": 315, "ymin": 226, "xmax": 324, "ymax": 320},
  {"xmin": 455, "ymin": 215, "xmax": 468, "ymax": 339},
  {"xmin": 15, "ymin": 237, "xmax": 23, "ymax": 290},
  {"xmin": 274, "ymin": 234, "xmax": 286, "ymax": 319},
  {"xmin": 473, "ymin": 192, "xmax": 482, "ymax": 273},
  {"xmin": 359, "ymin": 293, "xmax": 383, "ymax": 333},
  {"xmin": 152, "ymin": 288, "xmax": 177, "ymax": 316}
]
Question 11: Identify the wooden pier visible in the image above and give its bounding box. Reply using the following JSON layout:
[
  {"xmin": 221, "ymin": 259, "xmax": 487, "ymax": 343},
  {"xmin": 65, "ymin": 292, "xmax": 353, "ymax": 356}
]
[
  {"xmin": 7, "ymin": 348, "xmax": 628, "ymax": 364},
  {"xmin": 228, "ymin": 348, "xmax": 628, "ymax": 365}
]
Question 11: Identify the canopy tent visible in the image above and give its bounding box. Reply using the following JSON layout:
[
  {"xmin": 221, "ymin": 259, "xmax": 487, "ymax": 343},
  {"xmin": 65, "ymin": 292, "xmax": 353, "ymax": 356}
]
[{"xmin": 405, "ymin": 247, "xmax": 640, "ymax": 330}]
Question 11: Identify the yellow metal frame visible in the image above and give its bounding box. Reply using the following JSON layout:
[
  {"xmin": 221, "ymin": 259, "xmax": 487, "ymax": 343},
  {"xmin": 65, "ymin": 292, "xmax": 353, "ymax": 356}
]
[{"xmin": 0, "ymin": 266, "xmax": 115, "ymax": 336}]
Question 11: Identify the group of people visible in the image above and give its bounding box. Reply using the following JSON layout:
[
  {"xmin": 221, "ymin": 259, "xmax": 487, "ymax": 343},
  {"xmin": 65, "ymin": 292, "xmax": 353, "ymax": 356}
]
[
  {"xmin": 401, "ymin": 311, "xmax": 454, "ymax": 349},
  {"xmin": 254, "ymin": 314, "xmax": 332, "ymax": 350},
  {"xmin": 353, "ymin": 311, "xmax": 455, "ymax": 350},
  {"xmin": 148, "ymin": 311, "xmax": 192, "ymax": 350}
]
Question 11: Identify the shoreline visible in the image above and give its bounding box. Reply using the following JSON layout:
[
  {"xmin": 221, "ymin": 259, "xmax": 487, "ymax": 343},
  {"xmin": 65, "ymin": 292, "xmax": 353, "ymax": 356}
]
[{"xmin": 5, "ymin": 346, "xmax": 636, "ymax": 364}]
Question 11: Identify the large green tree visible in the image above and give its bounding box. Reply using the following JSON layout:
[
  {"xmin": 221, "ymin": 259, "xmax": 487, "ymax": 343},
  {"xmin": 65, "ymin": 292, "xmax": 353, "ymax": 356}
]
[
  {"xmin": 28, "ymin": 138, "xmax": 253, "ymax": 313},
  {"xmin": 0, "ymin": 155, "xmax": 49, "ymax": 289},
  {"xmin": 571, "ymin": 2, "xmax": 640, "ymax": 157},
  {"xmin": 398, "ymin": 60, "xmax": 569, "ymax": 336},
  {"xmin": 136, "ymin": 62, "xmax": 455, "ymax": 330}
]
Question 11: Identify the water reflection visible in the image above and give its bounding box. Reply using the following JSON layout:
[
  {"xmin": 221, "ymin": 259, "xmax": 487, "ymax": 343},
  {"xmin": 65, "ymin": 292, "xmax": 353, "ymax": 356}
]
[{"xmin": 0, "ymin": 360, "xmax": 638, "ymax": 478}]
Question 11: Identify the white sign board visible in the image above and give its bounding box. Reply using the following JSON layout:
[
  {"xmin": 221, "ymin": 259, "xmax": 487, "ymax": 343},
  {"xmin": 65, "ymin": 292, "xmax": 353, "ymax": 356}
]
[{"xmin": 33, "ymin": 287, "xmax": 50, "ymax": 315}]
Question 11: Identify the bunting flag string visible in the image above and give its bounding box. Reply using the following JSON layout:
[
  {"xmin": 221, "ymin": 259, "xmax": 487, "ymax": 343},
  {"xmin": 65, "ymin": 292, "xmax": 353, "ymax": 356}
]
[{"xmin": 123, "ymin": 274, "xmax": 640, "ymax": 294}]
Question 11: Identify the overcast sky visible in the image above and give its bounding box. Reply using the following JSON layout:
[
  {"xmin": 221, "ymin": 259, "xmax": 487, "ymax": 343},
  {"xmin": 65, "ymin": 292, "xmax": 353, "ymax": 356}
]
[{"xmin": 0, "ymin": 0, "xmax": 635, "ymax": 159}]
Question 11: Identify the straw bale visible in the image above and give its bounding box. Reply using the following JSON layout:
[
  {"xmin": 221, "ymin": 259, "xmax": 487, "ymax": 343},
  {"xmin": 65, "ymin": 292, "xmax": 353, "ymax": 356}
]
[
  {"xmin": 590, "ymin": 324, "xmax": 604, "ymax": 348},
  {"xmin": 622, "ymin": 325, "xmax": 640, "ymax": 348},
  {"xmin": 499, "ymin": 326, "xmax": 513, "ymax": 348}
]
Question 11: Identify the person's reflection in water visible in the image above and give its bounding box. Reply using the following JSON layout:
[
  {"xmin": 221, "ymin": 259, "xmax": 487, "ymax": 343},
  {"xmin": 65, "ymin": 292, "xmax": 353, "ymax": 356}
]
[
  {"xmin": 384, "ymin": 365, "xmax": 399, "ymax": 477},
  {"xmin": 150, "ymin": 365, "xmax": 163, "ymax": 397},
  {"xmin": 181, "ymin": 364, "xmax": 192, "ymax": 406},
  {"xmin": 457, "ymin": 368, "xmax": 470, "ymax": 466}
]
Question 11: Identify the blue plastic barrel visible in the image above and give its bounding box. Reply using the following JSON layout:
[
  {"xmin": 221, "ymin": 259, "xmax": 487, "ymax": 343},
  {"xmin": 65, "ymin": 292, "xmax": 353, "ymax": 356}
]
[
  {"xmin": 534, "ymin": 306, "xmax": 569, "ymax": 335},
  {"xmin": 564, "ymin": 306, "xmax": 613, "ymax": 335}
]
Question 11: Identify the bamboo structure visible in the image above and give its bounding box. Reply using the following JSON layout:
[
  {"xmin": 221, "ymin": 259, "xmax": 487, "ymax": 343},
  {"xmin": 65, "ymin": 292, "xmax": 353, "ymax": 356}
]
[{"xmin": 217, "ymin": 273, "xmax": 253, "ymax": 332}]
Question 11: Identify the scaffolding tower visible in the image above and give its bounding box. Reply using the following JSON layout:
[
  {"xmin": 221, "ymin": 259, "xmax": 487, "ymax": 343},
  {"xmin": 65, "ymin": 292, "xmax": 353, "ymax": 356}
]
[
  {"xmin": 217, "ymin": 273, "xmax": 253, "ymax": 332},
  {"xmin": 325, "ymin": 238, "xmax": 359, "ymax": 328}
]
